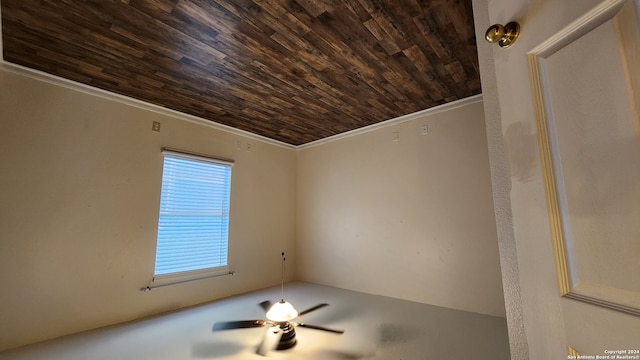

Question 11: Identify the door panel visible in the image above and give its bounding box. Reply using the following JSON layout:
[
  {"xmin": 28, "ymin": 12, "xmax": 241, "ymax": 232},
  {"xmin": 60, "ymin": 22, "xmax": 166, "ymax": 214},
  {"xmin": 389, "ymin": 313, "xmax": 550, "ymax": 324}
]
[{"xmin": 529, "ymin": 0, "xmax": 640, "ymax": 315}]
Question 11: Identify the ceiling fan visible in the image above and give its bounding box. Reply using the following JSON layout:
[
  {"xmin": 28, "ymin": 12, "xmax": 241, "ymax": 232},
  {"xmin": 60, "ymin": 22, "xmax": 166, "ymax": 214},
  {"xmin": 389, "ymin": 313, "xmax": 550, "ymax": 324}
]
[{"xmin": 212, "ymin": 253, "xmax": 345, "ymax": 356}]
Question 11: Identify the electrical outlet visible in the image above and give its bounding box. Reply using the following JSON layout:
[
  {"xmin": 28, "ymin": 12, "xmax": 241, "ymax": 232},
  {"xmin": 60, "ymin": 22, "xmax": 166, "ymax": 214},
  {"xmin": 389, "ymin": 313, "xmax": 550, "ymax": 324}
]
[
  {"xmin": 246, "ymin": 143, "xmax": 252, "ymax": 152},
  {"xmin": 152, "ymin": 121, "xmax": 161, "ymax": 132},
  {"xmin": 392, "ymin": 131, "xmax": 400, "ymax": 141},
  {"xmin": 421, "ymin": 124, "xmax": 428, "ymax": 135},
  {"xmin": 236, "ymin": 140, "xmax": 242, "ymax": 149}
]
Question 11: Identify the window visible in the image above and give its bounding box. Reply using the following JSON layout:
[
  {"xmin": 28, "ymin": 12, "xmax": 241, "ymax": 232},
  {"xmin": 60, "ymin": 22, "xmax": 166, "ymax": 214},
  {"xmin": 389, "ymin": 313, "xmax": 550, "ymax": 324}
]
[{"xmin": 154, "ymin": 150, "xmax": 233, "ymax": 282}]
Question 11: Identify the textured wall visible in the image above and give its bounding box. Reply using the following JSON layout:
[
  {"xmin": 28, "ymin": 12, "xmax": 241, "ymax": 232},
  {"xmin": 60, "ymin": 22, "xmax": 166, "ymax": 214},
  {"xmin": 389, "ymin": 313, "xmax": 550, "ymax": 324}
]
[
  {"xmin": 471, "ymin": 1, "xmax": 530, "ymax": 358},
  {"xmin": 295, "ymin": 100, "xmax": 506, "ymax": 318},
  {"xmin": 0, "ymin": 66, "xmax": 297, "ymax": 351}
]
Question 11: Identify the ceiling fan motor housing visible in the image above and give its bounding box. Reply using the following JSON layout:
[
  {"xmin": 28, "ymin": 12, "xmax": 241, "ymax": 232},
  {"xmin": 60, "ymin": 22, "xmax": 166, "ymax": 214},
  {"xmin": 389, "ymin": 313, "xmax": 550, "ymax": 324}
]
[{"xmin": 275, "ymin": 322, "xmax": 297, "ymax": 350}]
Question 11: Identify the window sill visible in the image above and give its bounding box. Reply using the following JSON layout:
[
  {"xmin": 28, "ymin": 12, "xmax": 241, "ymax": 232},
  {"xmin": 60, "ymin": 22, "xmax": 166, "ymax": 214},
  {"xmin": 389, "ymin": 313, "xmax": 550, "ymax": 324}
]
[{"xmin": 142, "ymin": 267, "xmax": 234, "ymax": 291}]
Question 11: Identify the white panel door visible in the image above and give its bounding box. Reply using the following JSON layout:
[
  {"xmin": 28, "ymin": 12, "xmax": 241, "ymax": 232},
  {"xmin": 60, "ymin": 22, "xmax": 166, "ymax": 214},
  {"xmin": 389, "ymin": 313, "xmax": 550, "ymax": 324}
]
[{"xmin": 473, "ymin": 0, "xmax": 640, "ymax": 358}]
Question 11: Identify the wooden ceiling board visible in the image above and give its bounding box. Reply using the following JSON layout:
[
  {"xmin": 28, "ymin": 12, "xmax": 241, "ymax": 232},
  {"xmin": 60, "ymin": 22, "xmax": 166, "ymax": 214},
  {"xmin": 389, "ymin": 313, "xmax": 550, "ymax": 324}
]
[{"xmin": 1, "ymin": 0, "xmax": 480, "ymax": 145}]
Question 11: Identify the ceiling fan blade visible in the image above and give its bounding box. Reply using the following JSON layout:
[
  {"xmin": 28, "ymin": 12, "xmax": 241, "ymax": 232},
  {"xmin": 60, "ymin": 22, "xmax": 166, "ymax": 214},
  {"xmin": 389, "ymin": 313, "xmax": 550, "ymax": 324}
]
[
  {"xmin": 212, "ymin": 320, "xmax": 266, "ymax": 331},
  {"xmin": 259, "ymin": 300, "xmax": 273, "ymax": 312},
  {"xmin": 296, "ymin": 323, "xmax": 345, "ymax": 334},
  {"xmin": 297, "ymin": 303, "xmax": 329, "ymax": 316},
  {"xmin": 256, "ymin": 326, "xmax": 283, "ymax": 356}
]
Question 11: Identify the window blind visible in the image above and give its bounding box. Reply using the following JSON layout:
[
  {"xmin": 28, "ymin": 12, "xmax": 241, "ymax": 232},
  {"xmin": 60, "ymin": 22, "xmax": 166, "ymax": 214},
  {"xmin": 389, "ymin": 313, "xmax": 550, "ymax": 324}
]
[{"xmin": 154, "ymin": 151, "xmax": 232, "ymax": 276}]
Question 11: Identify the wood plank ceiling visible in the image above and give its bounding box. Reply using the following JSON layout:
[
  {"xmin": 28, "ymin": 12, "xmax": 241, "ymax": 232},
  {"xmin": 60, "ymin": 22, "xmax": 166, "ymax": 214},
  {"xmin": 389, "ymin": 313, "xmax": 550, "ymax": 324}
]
[{"xmin": 1, "ymin": 0, "xmax": 480, "ymax": 146}]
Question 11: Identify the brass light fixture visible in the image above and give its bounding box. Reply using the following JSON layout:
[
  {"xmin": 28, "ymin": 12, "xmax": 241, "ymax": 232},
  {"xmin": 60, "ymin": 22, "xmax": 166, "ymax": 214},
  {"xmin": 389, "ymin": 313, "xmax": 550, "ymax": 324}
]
[{"xmin": 485, "ymin": 21, "xmax": 521, "ymax": 48}]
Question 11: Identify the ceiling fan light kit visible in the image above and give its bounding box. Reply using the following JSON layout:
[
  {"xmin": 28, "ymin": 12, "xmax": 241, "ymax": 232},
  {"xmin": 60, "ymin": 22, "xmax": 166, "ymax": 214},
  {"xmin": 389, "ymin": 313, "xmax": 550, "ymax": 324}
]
[
  {"xmin": 212, "ymin": 252, "xmax": 344, "ymax": 356},
  {"xmin": 266, "ymin": 300, "xmax": 299, "ymax": 322}
]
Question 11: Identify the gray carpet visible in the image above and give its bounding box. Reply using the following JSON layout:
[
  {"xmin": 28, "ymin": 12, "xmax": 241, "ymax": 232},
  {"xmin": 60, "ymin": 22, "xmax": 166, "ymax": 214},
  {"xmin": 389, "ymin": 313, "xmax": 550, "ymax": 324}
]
[{"xmin": 0, "ymin": 282, "xmax": 510, "ymax": 359}]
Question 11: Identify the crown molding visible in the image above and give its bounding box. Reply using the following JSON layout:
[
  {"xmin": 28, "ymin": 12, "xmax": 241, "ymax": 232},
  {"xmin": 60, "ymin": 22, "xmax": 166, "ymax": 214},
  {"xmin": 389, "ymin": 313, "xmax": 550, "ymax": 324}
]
[
  {"xmin": 1, "ymin": 56, "xmax": 483, "ymax": 151},
  {"xmin": 296, "ymin": 94, "xmax": 484, "ymax": 150},
  {"xmin": 0, "ymin": 61, "xmax": 296, "ymax": 150}
]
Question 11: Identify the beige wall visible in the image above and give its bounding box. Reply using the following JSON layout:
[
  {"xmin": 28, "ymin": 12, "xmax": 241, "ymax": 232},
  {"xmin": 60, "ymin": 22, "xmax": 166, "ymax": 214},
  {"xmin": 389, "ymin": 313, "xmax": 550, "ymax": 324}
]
[
  {"xmin": 295, "ymin": 100, "xmax": 506, "ymax": 318},
  {"xmin": 0, "ymin": 63, "xmax": 507, "ymax": 352},
  {"xmin": 0, "ymin": 67, "xmax": 297, "ymax": 351}
]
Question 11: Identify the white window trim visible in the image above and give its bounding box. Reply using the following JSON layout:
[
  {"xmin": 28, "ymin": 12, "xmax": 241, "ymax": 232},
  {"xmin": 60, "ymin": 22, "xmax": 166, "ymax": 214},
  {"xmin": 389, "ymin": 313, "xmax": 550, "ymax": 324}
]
[
  {"xmin": 147, "ymin": 148, "xmax": 235, "ymax": 289},
  {"xmin": 150, "ymin": 267, "xmax": 235, "ymax": 289},
  {"xmin": 161, "ymin": 148, "xmax": 235, "ymax": 167}
]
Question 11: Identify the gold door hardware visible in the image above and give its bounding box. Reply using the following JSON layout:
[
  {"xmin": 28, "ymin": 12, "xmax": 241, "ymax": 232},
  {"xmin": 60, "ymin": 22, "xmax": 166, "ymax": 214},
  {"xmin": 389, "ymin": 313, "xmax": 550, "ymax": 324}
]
[{"xmin": 485, "ymin": 21, "xmax": 520, "ymax": 48}]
